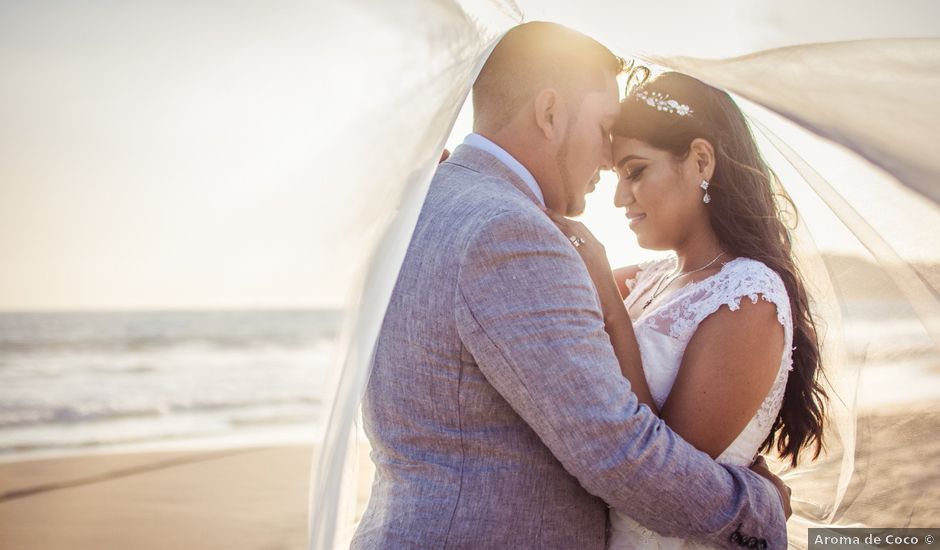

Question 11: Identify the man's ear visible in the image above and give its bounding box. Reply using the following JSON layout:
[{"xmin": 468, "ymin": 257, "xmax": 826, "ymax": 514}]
[
  {"xmin": 534, "ymin": 88, "xmax": 563, "ymax": 141},
  {"xmin": 690, "ymin": 138, "xmax": 716, "ymax": 181}
]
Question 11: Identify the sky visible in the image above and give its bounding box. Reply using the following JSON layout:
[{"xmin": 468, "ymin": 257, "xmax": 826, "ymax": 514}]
[{"xmin": 1, "ymin": 0, "xmax": 938, "ymax": 311}]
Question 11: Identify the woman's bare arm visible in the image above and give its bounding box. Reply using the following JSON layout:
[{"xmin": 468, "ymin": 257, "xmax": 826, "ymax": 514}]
[
  {"xmin": 546, "ymin": 207, "xmax": 659, "ymax": 413},
  {"xmin": 660, "ymin": 297, "xmax": 785, "ymax": 459},
  {"xmin": 593, "ymin": 268, "xmax": 659, "ymax": 414}
]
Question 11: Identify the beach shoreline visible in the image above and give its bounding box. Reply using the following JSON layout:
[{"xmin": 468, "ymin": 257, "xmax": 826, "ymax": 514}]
[{"xmin": 1, "ymin": 401, "xmax": 936, "ymax": 549}]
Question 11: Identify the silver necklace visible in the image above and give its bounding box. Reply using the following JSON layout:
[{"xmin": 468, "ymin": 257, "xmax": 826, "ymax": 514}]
[{"xmin": 642, "ymin": 252, "xmax": 726, "ymax": 310}]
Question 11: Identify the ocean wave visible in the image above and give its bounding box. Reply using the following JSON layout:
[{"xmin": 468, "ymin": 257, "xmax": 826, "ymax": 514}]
[
  {"xmin": 0, "ymin": 309, "xmax": 344, "ymax": 354},
  {"xmin": 0, "ymin": 335, "xmax": 339, "ymax": 355},
  {"xmin": 0, "ymin": 422, "xmax": 320, "ymax": 457},
  {"xmin": 0, "ymin": 395, "xmax": 322, "ymax": 429}
]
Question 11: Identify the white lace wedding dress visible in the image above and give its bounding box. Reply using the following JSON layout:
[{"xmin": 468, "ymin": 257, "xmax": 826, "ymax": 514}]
[{"xmin": 608, "ymin": 256, "xmax": 794, "ymax": 550}]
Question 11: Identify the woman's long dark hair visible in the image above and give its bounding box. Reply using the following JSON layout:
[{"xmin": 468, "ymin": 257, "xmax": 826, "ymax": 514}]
[{"xmin": 613, "ymin": 72, "xmax": 828, "ymax": 467}]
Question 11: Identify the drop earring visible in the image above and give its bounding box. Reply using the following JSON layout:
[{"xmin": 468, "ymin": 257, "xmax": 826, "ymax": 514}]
[{"xmin": 700, "ymin": 179, "xmax": 711, "ymax": 204}]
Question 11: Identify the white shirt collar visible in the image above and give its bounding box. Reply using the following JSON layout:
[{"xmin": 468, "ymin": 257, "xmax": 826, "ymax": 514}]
[{"xmin": 462, "ymin": 133, "xmax": 545, "ymax": 207}]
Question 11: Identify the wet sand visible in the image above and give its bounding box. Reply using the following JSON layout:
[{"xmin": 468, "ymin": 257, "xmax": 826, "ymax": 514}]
[
  {"xmin": 0, "ymin": 446, "xmax": 316, "ymax": 550},
  {"xmin": 1, "ymin": 402, "xmax": 936, "ymax": 549}
]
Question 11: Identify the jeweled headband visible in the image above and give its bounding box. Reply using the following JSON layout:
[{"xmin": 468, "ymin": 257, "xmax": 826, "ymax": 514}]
[{"xmin": 633, "ymin": 89, "xmax": 694, "ymax": 117}]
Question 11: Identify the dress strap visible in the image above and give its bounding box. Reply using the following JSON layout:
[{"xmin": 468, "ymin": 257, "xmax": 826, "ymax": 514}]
[
  {"xmin": 688, "ymin": 259, "xmax": 792, "ymax": 334},
  {"xmin": 639, "ymin": 258, "xmax": 793, "ymax": 347}
]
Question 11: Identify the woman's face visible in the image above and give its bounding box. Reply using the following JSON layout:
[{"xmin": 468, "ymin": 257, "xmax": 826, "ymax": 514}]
[{"xmin": 611, "ymin": 136, "xmax": 705, "ymax": 250}]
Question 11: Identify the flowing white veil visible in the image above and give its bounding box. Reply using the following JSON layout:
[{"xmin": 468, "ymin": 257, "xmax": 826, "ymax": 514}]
[
  {"xmin": 308, "ymin": 2, "xmax": 940, "ymax": 548},
  {"xmin": 306, "ymin": 3, "xmax": 519, "ymax": 547},
  {"xmin": 662, "ymin": 41, "xmax": 940, "ymax": 544}
]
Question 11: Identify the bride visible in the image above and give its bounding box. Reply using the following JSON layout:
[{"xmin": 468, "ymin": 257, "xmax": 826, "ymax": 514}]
[{"xmin": 554, "ymin": 71, "xmax": 830, "ymax": 550}]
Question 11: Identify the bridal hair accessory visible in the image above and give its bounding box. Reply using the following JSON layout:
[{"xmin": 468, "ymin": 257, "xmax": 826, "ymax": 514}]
[
  {"xmin": 568, "ymin": 235, "xmax": 586, "ymax": 248},
  {"xmin": 622, "ymin": 58, "xmax": 651, "ymax": 95},
  {"xmin": 634, "ymin": 90, "xmax": 693, "ymax": 117},
  {"xmin": 642, "ymin": 251, "xmax": 725, "ymax": 310},
  {"xmin": 701, "ymin": 179, "xmax": 711, "ymax": 204}
]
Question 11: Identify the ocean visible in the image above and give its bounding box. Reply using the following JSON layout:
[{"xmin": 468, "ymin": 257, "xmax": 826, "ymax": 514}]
[
  {"xmin": 0, "ymin": 309, "xmax": 343, "ymax": 462},
  {"xmin": 0, "ymin": 300, "xmax": 936, "ymax": 463}
]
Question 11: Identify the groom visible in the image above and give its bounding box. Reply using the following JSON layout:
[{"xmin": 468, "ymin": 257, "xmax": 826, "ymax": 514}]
[{"xmin": 352, "ymin": 22, "xmax": 790, "ymax": 549}]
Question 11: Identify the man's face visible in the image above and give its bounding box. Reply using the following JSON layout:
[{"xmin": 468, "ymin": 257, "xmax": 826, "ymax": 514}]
[{"xmin": 556, "ymin": 76, "xmax": 620, "ymax": 216}]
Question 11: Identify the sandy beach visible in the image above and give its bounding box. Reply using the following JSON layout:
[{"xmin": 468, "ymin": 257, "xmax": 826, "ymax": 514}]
[
  {"xmin": 0, "ymin": 445, "xmax": 317, "ymax": 550},
  {"xmin": 1, "ymin": 401, "xmax": 937, "ymax": 549},
  {"xmin": 786, "ymin": 400, "xmax": 940, "ymax": 528}
]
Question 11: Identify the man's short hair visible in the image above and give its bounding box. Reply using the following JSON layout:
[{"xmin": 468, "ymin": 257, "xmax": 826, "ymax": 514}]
[{"xmin": 472, "ymin": 22, "xmax": 624, "ymax": 132}]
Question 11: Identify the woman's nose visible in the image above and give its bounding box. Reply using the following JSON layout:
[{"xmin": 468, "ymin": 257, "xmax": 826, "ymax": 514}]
[{"xmin": 614, "ymin": 180, "xmax": 634, "ymax": 208}]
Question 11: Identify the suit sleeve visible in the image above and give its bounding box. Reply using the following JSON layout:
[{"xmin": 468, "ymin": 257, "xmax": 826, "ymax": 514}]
[{"xmin": 454, "ymin": 209, "xmax": 788, "ymax": 550}]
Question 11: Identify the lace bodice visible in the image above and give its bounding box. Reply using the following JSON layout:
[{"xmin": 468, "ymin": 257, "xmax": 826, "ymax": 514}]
[{"xmin": 608, "ymin": 256, "xmax": 794, "ymax": 550}]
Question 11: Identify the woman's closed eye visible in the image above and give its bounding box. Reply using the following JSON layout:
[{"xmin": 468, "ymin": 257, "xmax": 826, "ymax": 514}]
[{"xmin": 624, "ymin": 166, "xmax": 645, "ymax": 181}]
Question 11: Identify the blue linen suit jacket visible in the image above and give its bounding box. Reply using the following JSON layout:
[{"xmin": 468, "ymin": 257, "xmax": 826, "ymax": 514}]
[{"xmin": 351, "ymin": 144, "xmax": 787, "ymax": 549}]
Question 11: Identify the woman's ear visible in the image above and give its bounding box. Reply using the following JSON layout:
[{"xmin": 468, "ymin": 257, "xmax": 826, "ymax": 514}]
[
  {"xmin": 534, "ymin": 88, "xmax": 564, "ymax": 141},
  {"xmin": 690, "ymin": 138, "xmax": 715, "ymax": 181}
]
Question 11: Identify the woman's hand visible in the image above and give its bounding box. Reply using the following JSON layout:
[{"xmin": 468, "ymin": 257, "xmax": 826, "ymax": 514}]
[
  {"xmin": 546, "ymin": 211, "xmax": 613, "ymax": 285},
  {"xmin": 547, "ymin": 211, "xmax": 630, "ymax": 324},
  {"xmin": 749, "ymin": 455, "xmax": 793, "ymax": 519}
]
